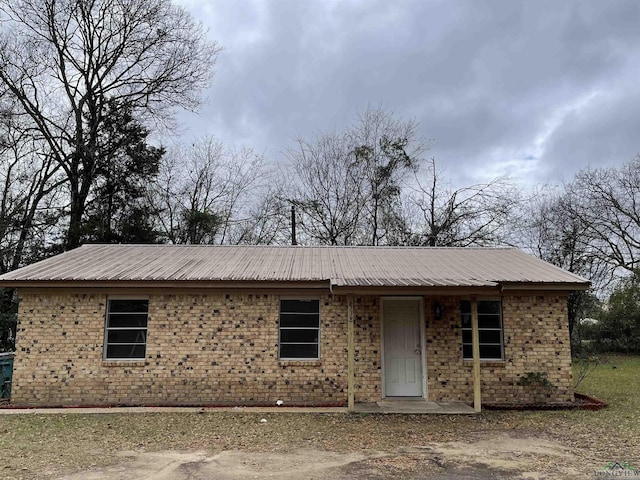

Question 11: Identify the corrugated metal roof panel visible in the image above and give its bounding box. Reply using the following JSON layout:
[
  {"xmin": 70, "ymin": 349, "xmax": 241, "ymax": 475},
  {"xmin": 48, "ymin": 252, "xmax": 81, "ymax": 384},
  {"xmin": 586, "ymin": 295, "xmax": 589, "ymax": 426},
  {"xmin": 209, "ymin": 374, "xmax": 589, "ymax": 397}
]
[{"xmin": 0, "ymin": 244, "xmax": 590, "ymax": 288}]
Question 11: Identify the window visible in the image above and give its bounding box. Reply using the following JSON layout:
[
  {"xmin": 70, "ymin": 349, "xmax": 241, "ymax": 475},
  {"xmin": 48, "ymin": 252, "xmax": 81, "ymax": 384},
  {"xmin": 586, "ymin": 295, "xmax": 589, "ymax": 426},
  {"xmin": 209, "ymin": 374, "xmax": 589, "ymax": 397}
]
[
  {"xmin": 279, "ymin": 299, "xmax": 320, "ymax": 360},
  {"xmin": 104, "ymin": 299, "xmax": 148, "ymax": 360},
  {"xmin": 460, "ymin": 300, "xmax": 503, "ymax": 360}
]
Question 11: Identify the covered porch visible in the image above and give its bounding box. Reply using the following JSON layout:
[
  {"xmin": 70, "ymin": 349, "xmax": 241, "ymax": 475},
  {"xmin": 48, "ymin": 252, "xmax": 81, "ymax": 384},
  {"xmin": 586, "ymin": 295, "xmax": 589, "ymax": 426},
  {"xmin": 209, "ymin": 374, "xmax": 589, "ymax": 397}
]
[{"xmin": 345, "ymin": 294, "xmax": 485, "ymax": 413}]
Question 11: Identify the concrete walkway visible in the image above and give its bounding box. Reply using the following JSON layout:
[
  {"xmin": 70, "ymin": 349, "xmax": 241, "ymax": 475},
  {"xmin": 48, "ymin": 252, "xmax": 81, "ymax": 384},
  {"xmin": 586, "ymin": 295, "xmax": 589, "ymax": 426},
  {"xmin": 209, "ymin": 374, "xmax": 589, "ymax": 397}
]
[
  {"xmin": 0, "ymin": 400, "xmax": 475, "ymax": 415},
  {"xmin": 354, "ymin": 399, "xmax": 477, "ymax": 414},
  {"xmin": 0, "ymin": 405, "xmax": 348, "ymax": 415}
]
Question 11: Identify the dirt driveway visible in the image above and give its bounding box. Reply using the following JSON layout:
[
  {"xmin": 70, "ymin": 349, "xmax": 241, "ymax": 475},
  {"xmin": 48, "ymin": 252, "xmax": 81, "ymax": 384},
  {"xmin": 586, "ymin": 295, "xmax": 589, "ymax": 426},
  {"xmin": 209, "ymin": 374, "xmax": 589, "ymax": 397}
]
[
  {"xmin": 55, "ymin": 431, "xmax": 581, "ymax": 480},
  {"xmin": 6, "ymin": 358, "xmax": 639, "ymax": 479},
  {"xmin": 2, "ymin": 406, "xmax": 635, "ymax": 480}
]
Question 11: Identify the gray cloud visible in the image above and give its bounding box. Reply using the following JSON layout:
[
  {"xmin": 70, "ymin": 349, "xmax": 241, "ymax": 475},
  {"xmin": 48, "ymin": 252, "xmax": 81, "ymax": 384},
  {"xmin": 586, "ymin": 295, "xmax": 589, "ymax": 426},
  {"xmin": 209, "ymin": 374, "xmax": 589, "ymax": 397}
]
[{"xmin": 175, "ymin": 0, "xmax": 640, "ymax": 186}]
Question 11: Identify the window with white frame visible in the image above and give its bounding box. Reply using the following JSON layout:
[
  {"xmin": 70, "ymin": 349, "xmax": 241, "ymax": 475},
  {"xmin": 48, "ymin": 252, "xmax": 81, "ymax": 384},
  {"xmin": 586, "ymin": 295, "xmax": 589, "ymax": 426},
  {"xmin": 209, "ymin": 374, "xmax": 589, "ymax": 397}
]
[
  {"xmin": 104, "ymin": 299, "xmax": 148, "ymax": 360},
  {"xmin": 279, "ymin": 299, "xmax": 320, "ymax": 360},
  {"xmin": 460, "ymin": 300, "xmax": 503, "ymax": 360}
]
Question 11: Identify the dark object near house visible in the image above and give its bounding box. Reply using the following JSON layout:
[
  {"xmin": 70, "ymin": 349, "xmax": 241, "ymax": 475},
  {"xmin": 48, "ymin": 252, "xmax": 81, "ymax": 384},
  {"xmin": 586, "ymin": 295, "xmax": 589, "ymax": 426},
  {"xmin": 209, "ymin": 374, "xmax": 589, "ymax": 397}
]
[{"xmin": 0, "ymin": 352, "xmax": 14, "ymax": 400}]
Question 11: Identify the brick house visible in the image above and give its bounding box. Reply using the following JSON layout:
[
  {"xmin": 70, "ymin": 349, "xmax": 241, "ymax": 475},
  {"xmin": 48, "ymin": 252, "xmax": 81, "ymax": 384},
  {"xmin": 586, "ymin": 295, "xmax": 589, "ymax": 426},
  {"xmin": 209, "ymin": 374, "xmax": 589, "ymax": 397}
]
[{"xmin": 0, "ymin": 245, "xmax": 589, "ymax": 410}]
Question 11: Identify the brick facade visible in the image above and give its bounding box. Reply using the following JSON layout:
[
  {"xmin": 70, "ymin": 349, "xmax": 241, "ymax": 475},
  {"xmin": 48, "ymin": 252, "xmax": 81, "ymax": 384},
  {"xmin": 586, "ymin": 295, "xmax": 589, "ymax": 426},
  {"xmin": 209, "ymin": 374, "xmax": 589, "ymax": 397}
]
[
  {"xmin": 424, "ymin": 294, "xmax": 573, "ymax": 404},
  {"xmin": 11, "ymin": 290, "xmax": 573, "ymax": 406}
]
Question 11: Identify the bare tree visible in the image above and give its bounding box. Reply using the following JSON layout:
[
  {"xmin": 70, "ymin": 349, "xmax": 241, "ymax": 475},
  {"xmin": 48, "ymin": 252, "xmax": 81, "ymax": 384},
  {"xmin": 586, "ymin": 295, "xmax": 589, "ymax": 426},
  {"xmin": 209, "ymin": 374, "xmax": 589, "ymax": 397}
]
[
  {"xmin": 153, "ymin": 136, "xmax": 269, "ymax": 244},
  {"xmin": 406, "ymin": 158, "xmax": 517, "ymax": 247},
  {"xmin": 520, "ymin": 186, "xmax": 608, "ymax": 335},
  {"xmin": 523, "ymin": 187, "xmax": 599, "ymax": 276},
  {"xmin": 567, "ymin": 156, "xmax": 640, "ymax": 276},
  {"xmin": 0, "ymin": 0, "xmax": 220, "ymax": 249},
  {"xmin": 0, "ymin": 100, "xmax": 65, "ymax": 272},
  {"xmin": 285, "ymin": 133, "xmax": 367, "ymax": 245},
  {"xmin": 349, "ymin": 107, "xmax": 431, "ymax": 245},
  {"xmin": 286, "ymin": 106, "xmax": 430, "ymax": 245},
  {"xmin": 229, "ymin": 182, "xmax": 291, "ymax": 245}
]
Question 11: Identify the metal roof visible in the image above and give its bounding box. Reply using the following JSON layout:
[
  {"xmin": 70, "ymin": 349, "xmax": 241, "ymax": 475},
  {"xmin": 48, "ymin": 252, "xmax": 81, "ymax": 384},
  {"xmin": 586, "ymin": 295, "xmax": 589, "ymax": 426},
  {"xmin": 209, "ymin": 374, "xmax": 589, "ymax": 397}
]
[{"xmin": 0, "ymin": 245, "xmax": 590, "ymax": 290}]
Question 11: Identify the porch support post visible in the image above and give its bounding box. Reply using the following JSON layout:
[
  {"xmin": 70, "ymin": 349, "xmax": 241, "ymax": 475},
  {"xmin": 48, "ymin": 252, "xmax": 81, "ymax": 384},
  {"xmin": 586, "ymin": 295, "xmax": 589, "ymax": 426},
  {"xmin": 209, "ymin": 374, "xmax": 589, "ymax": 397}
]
[
  {"xmin": 347, "ymin": 294, "xmax": 355, "ymax": 412},
  {"xmin": 471, "ymin": 296, "xmax": 482, "ymax": 412}
]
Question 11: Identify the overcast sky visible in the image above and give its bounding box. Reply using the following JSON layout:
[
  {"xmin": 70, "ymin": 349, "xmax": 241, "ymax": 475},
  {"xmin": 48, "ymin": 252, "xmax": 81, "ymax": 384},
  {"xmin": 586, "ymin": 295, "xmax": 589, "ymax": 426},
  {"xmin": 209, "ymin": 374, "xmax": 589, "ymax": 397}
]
[{"xmin": 174, "ymin": 0, "xmax": 640, "ymax": 187}]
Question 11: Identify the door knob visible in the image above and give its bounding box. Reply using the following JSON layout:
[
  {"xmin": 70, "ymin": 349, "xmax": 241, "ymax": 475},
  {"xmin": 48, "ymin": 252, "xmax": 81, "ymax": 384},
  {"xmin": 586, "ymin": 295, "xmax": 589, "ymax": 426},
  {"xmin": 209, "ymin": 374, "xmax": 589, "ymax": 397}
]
[{"xmin": 415, "ymin": 349, "xmax": 421, "ymax": 355}]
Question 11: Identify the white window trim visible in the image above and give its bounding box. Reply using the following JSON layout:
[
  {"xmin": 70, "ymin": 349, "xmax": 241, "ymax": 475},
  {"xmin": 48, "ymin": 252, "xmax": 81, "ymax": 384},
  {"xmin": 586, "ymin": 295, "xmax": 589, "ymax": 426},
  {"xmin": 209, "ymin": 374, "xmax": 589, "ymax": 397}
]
[
  {"xmin": 278, "ymin": 298, "xmax": 320, "ymax": 361},
  {"xmin": 103, "ymin": 297, "xmax": 149, "ymax": 361},
  {"xmin": 461, "ymin": 298, "xmax": 504, "ymax": 361}
]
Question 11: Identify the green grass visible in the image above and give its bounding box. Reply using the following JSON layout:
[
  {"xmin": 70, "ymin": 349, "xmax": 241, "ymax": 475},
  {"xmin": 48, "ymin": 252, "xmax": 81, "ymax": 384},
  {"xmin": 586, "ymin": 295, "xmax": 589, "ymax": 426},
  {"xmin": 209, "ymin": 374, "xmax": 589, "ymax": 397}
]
[
  {"xmin": 527, "ymin": 354, "xmax": 639, "ymax": 426},
  {"xmin": 569, "ymin": 354, "xmax": 640, "ymax": 438},
  {"xmin": 576, "ymin": 354, "xmax": 640, "ymax": 408}
]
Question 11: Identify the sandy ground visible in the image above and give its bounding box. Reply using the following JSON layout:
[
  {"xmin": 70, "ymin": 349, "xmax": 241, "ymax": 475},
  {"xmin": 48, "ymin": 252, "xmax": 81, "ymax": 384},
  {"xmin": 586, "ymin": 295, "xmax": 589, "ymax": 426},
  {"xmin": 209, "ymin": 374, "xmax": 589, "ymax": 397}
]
[{"xmin": 55, "ymin": 432, "xmax": 582, "ymax": 480}]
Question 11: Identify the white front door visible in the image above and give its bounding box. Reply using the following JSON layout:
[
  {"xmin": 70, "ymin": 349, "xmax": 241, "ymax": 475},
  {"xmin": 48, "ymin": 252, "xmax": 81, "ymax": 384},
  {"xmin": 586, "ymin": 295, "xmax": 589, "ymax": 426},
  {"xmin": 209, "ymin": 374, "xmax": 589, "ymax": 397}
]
[{"xmin": 383, "ymin": 298, "xmax": 424, "ymax": 397}]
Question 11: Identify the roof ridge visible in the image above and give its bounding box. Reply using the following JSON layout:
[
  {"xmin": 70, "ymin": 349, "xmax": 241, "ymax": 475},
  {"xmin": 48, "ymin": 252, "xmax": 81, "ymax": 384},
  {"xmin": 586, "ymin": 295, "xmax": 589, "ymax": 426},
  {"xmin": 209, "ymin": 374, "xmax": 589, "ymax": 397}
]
[{"xmin": 78, "ymin": 244, "xmax": 516, "ymax": 250}]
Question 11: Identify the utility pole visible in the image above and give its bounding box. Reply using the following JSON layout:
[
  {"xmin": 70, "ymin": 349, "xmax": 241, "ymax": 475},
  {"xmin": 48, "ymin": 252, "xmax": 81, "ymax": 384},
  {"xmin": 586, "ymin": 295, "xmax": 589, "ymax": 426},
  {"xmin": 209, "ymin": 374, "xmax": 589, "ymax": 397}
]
[{"xmin": 291, "ymin": 205, "xmax": 297, "ymax": 245}]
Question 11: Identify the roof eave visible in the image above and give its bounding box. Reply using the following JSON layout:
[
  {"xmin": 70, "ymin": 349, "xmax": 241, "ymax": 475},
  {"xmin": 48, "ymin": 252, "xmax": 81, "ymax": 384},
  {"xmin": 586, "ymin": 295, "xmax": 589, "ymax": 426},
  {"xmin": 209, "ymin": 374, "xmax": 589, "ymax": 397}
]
[
  {"xmin": 499, "ymin": 281, "xmax": 591, "ymax": 292},
  {"xmin": 0, "ymin": 279, "xmax": 591, "ymax": 293}
]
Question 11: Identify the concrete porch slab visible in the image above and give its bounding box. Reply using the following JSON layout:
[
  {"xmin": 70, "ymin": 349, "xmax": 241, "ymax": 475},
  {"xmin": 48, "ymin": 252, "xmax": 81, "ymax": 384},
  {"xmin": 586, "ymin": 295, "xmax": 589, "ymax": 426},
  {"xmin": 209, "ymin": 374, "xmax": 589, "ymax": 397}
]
[{"xmin": 354, "ymin": 399, "xmax": 477, "ymax": 414}]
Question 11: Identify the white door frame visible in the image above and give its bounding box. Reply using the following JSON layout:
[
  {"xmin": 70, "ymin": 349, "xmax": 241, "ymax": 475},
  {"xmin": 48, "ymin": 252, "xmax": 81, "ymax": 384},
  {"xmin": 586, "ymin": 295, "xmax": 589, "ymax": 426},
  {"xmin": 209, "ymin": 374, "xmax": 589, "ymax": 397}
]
[{"xmin": 381, "ymin": 296, "xmax": 427, "ymax": 399}]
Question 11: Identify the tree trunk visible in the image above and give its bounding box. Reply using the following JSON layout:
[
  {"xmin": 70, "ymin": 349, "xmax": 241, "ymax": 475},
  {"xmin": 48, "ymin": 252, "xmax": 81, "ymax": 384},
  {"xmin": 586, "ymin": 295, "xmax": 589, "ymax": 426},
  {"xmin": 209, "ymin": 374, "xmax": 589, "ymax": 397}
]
[{"xmin": 67, "ymin": 191, "xmax": 84, "ymax": 250}]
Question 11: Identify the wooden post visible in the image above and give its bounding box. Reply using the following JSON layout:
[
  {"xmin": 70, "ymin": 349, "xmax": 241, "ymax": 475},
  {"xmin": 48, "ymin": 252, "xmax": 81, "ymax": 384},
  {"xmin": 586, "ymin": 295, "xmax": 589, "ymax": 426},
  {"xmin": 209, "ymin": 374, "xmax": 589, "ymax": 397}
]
[
  {"xmin": 347, "ymin": 294, "xmax": 355, "ymax": 412},
  {"xmin": 471, "ymin": 297, "xmax": 481, "ymax": 412}
]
